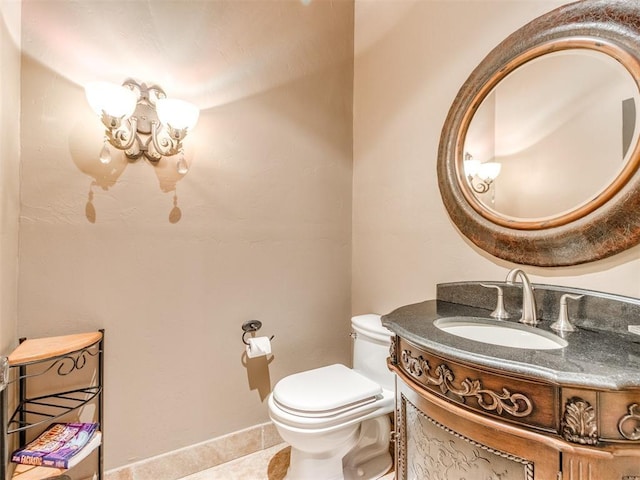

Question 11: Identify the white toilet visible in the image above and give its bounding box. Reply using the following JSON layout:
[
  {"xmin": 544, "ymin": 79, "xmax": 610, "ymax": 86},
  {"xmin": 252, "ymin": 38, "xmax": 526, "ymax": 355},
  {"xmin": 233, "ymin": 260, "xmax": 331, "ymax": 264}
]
[{"xmin": 268, "ymin": 314, "xmax": 395, "ymax": 480}]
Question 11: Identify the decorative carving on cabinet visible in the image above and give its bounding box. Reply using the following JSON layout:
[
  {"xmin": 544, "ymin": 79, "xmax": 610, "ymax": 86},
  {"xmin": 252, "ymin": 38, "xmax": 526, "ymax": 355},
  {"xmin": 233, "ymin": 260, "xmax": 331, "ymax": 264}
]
[
  {"xmin": 562, "ymin": 397, "xmax": 598, "ymax": 445},
  {"xmin": 389, "ymin": 335, "xmax": 397, "ymax": 365},
  {"xmin": 618, "ymin": 403, "xmax": 640, "ymax": 441},
  {"xmin": 401, "ymin": 394, "xmax": 534, "ymax": 480},
  {"xmin": 400, "ymin": 349, "xmax": 533, "ymax": 418}
]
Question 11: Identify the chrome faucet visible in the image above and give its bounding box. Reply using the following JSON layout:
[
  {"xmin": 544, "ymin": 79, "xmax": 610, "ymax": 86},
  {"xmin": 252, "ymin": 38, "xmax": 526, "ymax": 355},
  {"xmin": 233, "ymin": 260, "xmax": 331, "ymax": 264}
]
[{"xmin": 505, "ymin": 268, "xmax": 538, "ymax": 326}]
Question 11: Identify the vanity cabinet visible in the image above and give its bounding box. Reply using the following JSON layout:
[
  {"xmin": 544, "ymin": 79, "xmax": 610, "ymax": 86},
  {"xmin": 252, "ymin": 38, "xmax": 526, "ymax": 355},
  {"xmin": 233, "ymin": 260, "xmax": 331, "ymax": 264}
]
[
  {"xmin": 0, "ymin": 331, "xmax": 104, "ymax": 480},
  {"xmin": 390, "ymin": 336, "xmax": 640, "ymax": 480},
  {"xmin": 562, "ymin": 450, "xmax": 640, "ymax": 480},
  {"xmin": 395, "ymin": 375, "xmax": 559, "ymax": 479}
]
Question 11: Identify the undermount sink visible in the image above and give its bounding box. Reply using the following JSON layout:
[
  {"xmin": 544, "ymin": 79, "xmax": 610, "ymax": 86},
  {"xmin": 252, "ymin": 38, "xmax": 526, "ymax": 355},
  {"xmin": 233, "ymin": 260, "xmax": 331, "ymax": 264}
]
[{"xmin": 434, "ymin": 317, "xmax": 568, "ymax": 350}]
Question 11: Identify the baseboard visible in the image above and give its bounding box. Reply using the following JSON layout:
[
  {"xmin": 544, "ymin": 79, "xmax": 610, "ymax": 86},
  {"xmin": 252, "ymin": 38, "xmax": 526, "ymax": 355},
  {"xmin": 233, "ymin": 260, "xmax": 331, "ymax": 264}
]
[{"xmin": 105, "ymin": 422, "xmax": 283, "ymax": 480}]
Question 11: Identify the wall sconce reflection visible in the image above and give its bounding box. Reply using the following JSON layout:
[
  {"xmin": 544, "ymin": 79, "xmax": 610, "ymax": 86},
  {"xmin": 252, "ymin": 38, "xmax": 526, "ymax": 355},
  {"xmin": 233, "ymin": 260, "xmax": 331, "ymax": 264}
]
[
  {"xmin": 85, "ymin": 79, "xmax": 199, "ymax": 175},
  {"xmin": 464, "ymin": 153, "xmax": 501, "ymax": 194}
]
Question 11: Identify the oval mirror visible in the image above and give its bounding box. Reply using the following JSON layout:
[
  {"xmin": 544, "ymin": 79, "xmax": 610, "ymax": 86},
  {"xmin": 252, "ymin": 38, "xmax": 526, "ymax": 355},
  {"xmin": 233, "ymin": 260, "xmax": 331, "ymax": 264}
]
[
  {"xmin": 438, "ymin": 0, "xmax": 640, "ymax": 266},
  {"xmin": 465, "ymin": 49, "xmax": 640, "ymax": 223}
]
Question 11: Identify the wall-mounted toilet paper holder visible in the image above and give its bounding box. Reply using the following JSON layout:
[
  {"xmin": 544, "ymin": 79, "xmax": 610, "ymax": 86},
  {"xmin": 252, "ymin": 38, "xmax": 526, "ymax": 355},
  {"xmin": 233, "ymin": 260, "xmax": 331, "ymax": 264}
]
[{"xmin": 241, "ymin": 320, "xmax": 275, "ymax": 345}]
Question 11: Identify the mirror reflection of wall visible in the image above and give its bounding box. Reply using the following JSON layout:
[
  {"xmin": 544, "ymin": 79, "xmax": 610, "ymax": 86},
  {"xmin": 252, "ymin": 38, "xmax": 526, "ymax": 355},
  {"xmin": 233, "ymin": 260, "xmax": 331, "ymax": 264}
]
[{"xmin": 465, "ymin": 49, "xmax": 640, "ymax": 220}]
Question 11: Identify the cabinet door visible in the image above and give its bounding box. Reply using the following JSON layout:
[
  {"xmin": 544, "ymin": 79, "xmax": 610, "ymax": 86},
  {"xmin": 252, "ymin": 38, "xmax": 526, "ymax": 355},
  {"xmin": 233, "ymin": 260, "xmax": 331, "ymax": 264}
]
[
  {"xmin": 396, "ymin": 377, "xmax": 560, "ymax": 480},
  {"xmin": 563, "ymin": 452, "xmax": 640, "ymax": 480}
]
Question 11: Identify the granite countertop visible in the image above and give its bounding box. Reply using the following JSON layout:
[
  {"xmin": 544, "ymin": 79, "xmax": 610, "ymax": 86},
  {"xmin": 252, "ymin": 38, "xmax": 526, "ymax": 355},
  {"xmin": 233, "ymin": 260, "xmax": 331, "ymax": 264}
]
[{"xmin": 382, "ymin": 299, "xmax": 640, "ymax": 390}]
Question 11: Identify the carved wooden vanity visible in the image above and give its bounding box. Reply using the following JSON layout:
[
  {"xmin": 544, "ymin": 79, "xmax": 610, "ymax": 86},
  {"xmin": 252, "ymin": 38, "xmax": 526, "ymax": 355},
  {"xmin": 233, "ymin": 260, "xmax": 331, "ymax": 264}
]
[
  {"xmin": 384, "ymin": 282, "xmax": 640, "ymax": 480},
  {"xmin": 389, "ymin": 337, "xmax": 639, "ymax": 480}
]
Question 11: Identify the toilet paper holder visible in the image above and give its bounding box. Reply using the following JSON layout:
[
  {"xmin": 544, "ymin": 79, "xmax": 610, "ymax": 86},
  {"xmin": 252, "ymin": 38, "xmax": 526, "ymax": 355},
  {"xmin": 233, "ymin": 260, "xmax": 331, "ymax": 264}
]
[{"xmin": 241, "ymin": 320, "xmax": 275, "ymax": 345}]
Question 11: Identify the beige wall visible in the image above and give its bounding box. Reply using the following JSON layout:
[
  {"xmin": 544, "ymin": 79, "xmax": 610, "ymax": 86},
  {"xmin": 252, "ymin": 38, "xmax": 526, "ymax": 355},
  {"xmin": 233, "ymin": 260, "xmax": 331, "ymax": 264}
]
[
  {"xmin": 0, "ymin": 0, "xmax": 20, "ymax": 357},
  {"xmin": 10, "ymin": 0, "xmax": 640, "ymax": 473},
  {"xmin": 353, "ymin": 0, "xmax": 640, "ymax": 317},
  {"xmin": 18, "ymin": 0, "xmax": 354, "ymax": 469}
]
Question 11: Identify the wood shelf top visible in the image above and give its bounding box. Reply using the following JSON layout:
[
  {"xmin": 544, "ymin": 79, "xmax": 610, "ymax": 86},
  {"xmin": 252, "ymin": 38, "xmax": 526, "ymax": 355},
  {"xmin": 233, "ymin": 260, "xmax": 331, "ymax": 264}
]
[
  {"xmin": 10, "ymin": 463, "xmax": 66, "ymax": 480},
  {"xmin": 8, "ymin": 332, "xmax": 103, "ymax": 366}
]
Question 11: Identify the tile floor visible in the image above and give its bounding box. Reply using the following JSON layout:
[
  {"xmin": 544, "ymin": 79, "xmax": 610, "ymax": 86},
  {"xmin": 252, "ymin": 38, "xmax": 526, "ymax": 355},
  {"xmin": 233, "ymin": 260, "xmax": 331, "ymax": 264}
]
[{"xmin": 180, "ymin": 444, "xmax": 395, "ymax": 480}]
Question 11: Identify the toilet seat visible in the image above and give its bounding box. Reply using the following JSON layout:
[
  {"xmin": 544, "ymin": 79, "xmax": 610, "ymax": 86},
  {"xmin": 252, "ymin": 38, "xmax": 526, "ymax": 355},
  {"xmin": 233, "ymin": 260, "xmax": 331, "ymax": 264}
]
[
  {"xmin": 273, "ymin": 364, "xmax": 382, "ymax": 417},
  {"xmin": 269, "ymin": 364, "xmax": 394, "ymax": 431}
]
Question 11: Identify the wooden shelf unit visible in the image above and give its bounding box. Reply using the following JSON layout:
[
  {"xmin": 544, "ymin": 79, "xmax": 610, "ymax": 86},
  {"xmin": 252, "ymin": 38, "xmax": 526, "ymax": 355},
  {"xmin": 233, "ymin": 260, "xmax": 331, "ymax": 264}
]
[{"xmin": 1, "ymin": 331, "xmax": 104, "ymax": 480}]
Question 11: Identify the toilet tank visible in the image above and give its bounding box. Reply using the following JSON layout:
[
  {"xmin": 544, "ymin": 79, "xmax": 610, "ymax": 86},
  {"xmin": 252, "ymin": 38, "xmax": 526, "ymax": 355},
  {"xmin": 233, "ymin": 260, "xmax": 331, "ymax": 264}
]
[{"xmin": 351, "ymin": 314, "xmax": 395, "ymax": 391}]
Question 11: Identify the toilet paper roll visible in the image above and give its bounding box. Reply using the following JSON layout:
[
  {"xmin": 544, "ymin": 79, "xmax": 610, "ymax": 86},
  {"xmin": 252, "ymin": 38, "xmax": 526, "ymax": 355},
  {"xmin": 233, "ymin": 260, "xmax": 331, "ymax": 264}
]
[{"xmin": 245, "ymin": 336, "xmax": 272, "ymax": 358}]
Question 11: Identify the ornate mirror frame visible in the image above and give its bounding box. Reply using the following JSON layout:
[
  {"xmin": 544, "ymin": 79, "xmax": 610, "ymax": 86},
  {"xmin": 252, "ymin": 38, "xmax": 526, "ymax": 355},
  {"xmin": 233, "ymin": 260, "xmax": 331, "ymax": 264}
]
[{"xmin": 438, "ymin": 0, "xmax": 640, "ymax": 266}]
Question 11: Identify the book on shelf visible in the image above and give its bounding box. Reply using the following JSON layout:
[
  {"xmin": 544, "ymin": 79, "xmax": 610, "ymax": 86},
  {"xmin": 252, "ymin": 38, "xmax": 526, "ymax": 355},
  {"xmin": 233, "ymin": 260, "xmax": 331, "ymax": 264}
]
[{"xmin": 11, "ymin": 422, "xmax": 101, "ymax": 469}]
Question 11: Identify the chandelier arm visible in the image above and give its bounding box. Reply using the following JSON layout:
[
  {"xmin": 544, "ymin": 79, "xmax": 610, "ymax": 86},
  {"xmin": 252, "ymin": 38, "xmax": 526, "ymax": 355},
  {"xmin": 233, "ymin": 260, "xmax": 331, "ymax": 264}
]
[
  {"xmin": 141, "ymin": 136, "xmax": 162, "ymax": 163},
  {"xmin": 151, "ymin": 122, "xmax": 181, "ymax": 157},
  {"xmin": 146, "ymin": 85, "xmax": 167, "ymax": 106},
  {"xmin": 106, "ymin": 117, "xmax": 138, "ymax": 151},
  {"xmin": 124, "ymin": 147, "xmax": 144, "ymax": 161},
  {"xmin": 469, "ymin": 176, "xmax": 491, "ymax": 194},
  {"xmin": 122, "ymin": 78, "xmax": 143, "ymax": 99},
  {"xmin": 142, "ymin": 151, "xmax": 162, "ymax": 164}
]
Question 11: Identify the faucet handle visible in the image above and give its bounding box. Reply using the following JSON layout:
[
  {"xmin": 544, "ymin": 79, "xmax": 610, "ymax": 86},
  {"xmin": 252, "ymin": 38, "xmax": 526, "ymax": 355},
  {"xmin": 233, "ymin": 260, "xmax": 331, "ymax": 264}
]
[
  {"xmin": 480, "ymin": 283, "xmax": 510, "ymax": 319},
  {"xmin": 550, "ymin": 294, "xmax": 583, "ymax": 332}
]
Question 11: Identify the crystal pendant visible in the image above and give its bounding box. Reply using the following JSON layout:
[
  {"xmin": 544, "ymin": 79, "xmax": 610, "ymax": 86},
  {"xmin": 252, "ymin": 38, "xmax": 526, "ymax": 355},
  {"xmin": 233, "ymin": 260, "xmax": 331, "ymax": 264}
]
[
  {"xmin": 99, "ymin": 140, "xmax": 112, "ymax": 165},
  {"xmin": 176, "ymin": 152, "xmax": 189, "ymax": 175}
]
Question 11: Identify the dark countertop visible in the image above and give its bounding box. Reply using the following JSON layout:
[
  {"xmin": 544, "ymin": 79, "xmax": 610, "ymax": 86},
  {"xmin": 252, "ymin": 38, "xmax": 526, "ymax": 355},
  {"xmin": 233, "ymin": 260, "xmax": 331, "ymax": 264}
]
[{"xmin": 382, "ymin": 299, "xmax": 640, "ymax": 390}]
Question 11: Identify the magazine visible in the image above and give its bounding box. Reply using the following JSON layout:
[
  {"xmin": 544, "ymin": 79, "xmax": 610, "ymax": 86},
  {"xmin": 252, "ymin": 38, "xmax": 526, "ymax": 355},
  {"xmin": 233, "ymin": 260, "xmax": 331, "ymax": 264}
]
[
  {"xmin": 11, "ymin": 422, "xmax": 100, "ymax": 469},
  {"xmin": 42, "ymin": 430, "xmax": 101, "ymax": 469}
]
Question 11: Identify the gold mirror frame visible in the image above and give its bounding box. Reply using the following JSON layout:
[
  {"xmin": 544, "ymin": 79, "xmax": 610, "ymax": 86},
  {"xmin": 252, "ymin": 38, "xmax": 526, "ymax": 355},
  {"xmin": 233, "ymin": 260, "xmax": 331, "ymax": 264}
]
[{"xmin": 438, "ymin": 0, "xmax": 640, "ymax": 266}]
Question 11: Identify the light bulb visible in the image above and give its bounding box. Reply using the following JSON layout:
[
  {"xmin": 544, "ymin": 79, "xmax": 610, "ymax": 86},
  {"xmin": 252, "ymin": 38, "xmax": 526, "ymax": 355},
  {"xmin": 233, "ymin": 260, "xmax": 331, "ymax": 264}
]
[
  {"xmin": 464, "ymin": 158, "xmax": 481, "ymax": 177},
  {"xmin": 85, "ymin": 81, "xmax": 137, "ymax": 119},
  {"xmin": 478, "ymin": 162, "xmax": 501, "ymax": 181},
  {"xmin": 156, "ymin": 98, "xmax": 199, "ymax": 130}
]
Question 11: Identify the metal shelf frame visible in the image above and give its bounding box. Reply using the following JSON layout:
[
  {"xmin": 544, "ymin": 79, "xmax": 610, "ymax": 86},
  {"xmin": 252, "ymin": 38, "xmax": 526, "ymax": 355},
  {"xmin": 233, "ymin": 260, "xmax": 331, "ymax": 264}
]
[{"xmin": 1, "ymin": 330, "xmax": 104, "ymax": 480}]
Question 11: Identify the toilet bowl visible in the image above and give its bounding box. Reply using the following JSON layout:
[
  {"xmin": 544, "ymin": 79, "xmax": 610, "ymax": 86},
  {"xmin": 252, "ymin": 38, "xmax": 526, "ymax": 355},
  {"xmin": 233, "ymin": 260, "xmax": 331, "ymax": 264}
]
[{"xmin": 268, "ymin": 314, "xmax": 395, "ymax": 480}]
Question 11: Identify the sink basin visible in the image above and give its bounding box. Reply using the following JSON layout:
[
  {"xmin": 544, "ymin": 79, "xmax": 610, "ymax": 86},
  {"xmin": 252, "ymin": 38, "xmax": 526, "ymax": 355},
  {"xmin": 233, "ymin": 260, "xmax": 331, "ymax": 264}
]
[{"xmin": 434, "ymin": 317, "xmax": 568, "ymax": 350}]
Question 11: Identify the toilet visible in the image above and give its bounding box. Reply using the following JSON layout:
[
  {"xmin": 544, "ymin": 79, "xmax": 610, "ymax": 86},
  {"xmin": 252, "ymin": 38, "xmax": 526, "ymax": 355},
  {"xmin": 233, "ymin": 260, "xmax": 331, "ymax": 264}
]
[{"xmin": 268, "ymin": 314, "xmax": 395, "ymax": 480}]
